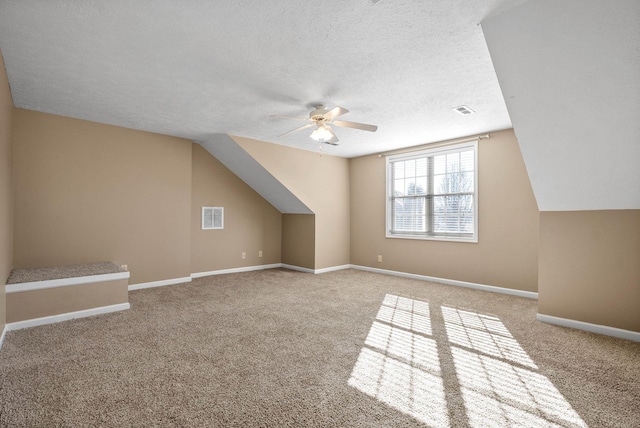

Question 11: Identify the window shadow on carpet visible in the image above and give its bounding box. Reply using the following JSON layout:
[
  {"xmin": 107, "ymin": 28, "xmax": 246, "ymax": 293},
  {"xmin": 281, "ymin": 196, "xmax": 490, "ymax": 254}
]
[{"xmin": 348, "ymin": 294, "xmax": 587, "ymax": 427}]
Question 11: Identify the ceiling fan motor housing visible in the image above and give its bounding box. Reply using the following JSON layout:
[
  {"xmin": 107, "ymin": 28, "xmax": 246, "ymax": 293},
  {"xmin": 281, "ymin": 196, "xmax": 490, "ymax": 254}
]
[{"xmin": 310, "ymin": 105, "xmax": 330, "ymax": 122}]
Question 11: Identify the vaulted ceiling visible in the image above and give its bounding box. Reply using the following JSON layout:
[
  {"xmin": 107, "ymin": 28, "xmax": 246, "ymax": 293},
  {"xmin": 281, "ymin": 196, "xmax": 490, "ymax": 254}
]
[
  {"xmin": 0, "ymin": 0, "xmax": 638, "ymax": 211},
  {"xmin": 482, "ymin": 0, "xmax": 640, "ymax": 210},
  {"xmin": 0, "ymin": 0, "xmax": 517, "ymax": 158}
]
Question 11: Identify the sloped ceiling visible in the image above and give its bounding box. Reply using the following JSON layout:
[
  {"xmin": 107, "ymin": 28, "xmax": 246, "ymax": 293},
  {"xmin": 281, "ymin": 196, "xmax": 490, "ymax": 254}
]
[
  {"xmin": 482, "ymin": 0, "xmax": 640, "ymax": 211},
  {"xmin": 0, "ymin": 0, "xmax": 515, "ymax": 158},
  {"xmin": 198, "ymin": 135, "xmax": 312, "ymax": 214}
]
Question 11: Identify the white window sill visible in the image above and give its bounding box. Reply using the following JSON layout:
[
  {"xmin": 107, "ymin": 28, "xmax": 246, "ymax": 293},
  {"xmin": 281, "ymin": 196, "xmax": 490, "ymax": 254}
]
[{"xmin": 386, "ymin": 233, "xmax": 478, "ymax": 243}]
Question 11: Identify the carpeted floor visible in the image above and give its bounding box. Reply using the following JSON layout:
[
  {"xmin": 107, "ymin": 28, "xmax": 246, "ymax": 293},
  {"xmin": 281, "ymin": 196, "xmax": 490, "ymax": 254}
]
[
  {"xmin": 6, "ymin": 262, "xmax": 125, "ymax": 284},
  {"xmin": 1, "ymin": 268, "xmax": 638, "ymax": 427}
]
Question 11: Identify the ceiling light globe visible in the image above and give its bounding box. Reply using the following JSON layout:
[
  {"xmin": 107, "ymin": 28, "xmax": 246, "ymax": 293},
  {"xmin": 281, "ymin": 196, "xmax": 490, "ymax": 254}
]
[{"xmin": 310, "ymin": 124, "xmax": 333, "ymax": 142}]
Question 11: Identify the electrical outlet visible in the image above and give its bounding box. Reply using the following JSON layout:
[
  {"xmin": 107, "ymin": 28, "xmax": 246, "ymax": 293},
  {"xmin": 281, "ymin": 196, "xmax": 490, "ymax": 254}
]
[
  {"xmin": 120, "ymin": 264, "xmax": 128, "ymax": 271},
  {"xmin": 258, "ymin": 250, "xmax": 263, "ymax": 257},
  {"xmin": 241, "ymin": 252, "xmax": 246, "ymax": 259},
  {"xmin": 377, "ymin": 255, "xmax": 382, "ymax": 263}
]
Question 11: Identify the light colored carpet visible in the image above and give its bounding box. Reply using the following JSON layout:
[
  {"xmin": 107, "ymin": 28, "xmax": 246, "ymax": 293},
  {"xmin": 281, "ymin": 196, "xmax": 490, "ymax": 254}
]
[
  {"xmin": 6, "ymin": 262, "xmax": 125, "ymax": 284},
  {"xmin": 1, "ymin": 268, "xmax": 638, "ymax": 427}
]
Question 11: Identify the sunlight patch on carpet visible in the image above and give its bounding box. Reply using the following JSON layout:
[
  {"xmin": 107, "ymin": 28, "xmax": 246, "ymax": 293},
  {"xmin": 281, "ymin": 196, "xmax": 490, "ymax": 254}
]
[
  {"xmin": 443, "ymin": 307, "xmax": 587, "ymax": 428},
  {"xmin": 376, "ymin": 294, "xmax": 432, "ymax": 336},
  {"xmin": 442, "ymin": 306, "xmax": 537, "ymax": 369},
  {"xmin": 348, "ymin": 294, "xmax": 449, "ymax": 427},
  {"xmin": 349, "ymin": 294, "xmax": 587, "ymax": 428}
]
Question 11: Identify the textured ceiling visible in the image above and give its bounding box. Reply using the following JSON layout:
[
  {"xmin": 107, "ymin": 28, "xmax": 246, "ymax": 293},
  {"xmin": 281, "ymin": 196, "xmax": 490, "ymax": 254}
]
[{"xmin": 0, "ymin": 0, "xmax": 518, "ymax": 158}]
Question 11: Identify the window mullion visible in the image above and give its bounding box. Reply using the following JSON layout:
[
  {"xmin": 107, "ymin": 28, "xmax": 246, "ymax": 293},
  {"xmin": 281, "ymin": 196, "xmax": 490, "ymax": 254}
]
[{"xmin": 427, "ymin": 156, "xmax": 434, "ymax": 233}]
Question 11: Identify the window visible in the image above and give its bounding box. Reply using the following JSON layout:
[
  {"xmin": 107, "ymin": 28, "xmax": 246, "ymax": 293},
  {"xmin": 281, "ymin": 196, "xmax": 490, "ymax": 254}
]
[{"xmin": 386, "ymin": 142, "xmax": 477, "ymax": 242}]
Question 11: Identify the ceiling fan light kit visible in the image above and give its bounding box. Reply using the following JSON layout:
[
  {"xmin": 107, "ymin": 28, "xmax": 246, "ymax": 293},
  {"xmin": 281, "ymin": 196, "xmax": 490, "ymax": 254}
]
[
  {"xmin": 274, "ymin": 104, "xmax": 377, "ymax": 146},
  {"xmin": 310, "ymin": 123, "xmax": 334, "ymax": 143}
]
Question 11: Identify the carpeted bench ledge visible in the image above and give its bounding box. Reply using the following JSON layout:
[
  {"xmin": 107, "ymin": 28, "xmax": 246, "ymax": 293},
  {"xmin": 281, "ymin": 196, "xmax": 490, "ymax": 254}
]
[
  {"xmin": 5, "ymin": 262, "xmax": 130, "ymax": 329},
  {"xmin": 6, "ymin": 262, "xmax": 128, "ymax": 291}
]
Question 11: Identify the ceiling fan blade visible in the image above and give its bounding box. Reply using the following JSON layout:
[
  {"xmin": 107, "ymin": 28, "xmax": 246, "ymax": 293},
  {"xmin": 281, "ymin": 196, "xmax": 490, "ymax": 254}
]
[
  {"xmin": 270, "ymin": 114, "xmax": 310, "ymax": 122},
  {"xmin": 332, "ymin": 120, "xmax": 378, "ymax": 132},
  {"xmin": 323, "ymin": 106, "xmax": 349, "ymax": 121},
  {"xmin": 278, "ymin": 123, "xmax": 315, "ymax": 137}
]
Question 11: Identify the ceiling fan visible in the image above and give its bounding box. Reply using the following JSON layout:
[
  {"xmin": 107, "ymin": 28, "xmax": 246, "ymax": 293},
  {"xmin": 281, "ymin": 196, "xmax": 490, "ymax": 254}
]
[{"xmin": 273, "ymin": 105, "xmax": 377, "ymax": 145}]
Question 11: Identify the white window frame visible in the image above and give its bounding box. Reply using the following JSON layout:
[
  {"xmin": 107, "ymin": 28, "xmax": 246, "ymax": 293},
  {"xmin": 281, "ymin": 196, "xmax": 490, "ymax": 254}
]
[{"xmin": 385, "ymin": 141, "xmax": 478, "ymax": 242}]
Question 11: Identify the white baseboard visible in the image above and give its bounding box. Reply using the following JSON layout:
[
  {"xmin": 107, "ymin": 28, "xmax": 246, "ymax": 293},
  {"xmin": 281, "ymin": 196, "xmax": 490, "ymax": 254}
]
[
  {"xmin": 5, "ymin": 303, "xmax": 131, "ymax": 332},
  {"xmin": 6, "ymin": 271, "xmax": 130, "ymax": 294},
  {"xmin": 281, "ymin": 264, "xmax": 314, "ymax": 273},
  {"xmin": 0, "ymin": 325, "xmax": 6, "ymax": 350},
  {"xmin": 537, "ymin": 313, "xmax": 640, "ymax": 342},
  {"xmin": 128, "ymin": 276, "xmax": 191, "ymax": 291},
  {"xmin": 350, "ymin": 265, "xmax": 539, "ymax": 299},
  {"xmin": 314, "ymin": 264, "xmax": 352, "ymax": 274},
  {"xmin": 191, "ymin": 263, "xmax": 282, "ymax": 279},
  {"xmin": 281, "ymin": 264, "xmax": 352, "ymax": 274}
]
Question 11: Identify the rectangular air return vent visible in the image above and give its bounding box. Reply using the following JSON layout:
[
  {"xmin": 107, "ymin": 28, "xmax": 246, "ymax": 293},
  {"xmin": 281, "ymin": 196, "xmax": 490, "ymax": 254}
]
[
  {"xmin": 453, "ymin": 105, "xmax": 475, "ymax": 115},
  {"xmin": 202, "ymin": 207, "xmax": 224, "ymax": 230}
]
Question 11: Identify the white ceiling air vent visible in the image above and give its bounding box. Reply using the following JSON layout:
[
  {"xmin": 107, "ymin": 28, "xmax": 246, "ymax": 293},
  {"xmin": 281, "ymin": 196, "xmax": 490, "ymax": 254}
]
[
  {"xmin": 202, "ymin": 207, "xmax": 224, "ymax": 230},
  {"xmin": 453, "ymin": 105, "xmax": 475, "ymax": 115}
]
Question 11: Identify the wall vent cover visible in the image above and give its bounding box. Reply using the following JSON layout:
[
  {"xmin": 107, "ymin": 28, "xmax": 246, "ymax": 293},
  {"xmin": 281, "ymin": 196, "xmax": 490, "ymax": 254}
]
[
  {"xmin": 453, "ymin": 105, "xmax": 475, "ymax": 115},
  {"xmin": 202, "ymin": 207, "xmax": 224, "ymax": 230}
]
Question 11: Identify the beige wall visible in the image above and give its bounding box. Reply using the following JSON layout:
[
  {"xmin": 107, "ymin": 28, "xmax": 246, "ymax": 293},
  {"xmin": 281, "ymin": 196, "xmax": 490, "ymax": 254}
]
[
  {"xmin": 12, "ymin": 110, "xmax": 192, "ymax": 285},
  {"xmin": 539, "ymin": 210, "xmax": 640, "ymax": 332},
  {"xmin": 234, "ymin": 137, "xmax": 350, "ymax": 270},
  {"xmin": 191, "ymin": 143, "xmax": 281, "ymax": 273},
  {"xmin": 7, "ymin": 279, "xmax": 128, "ymax": 323},
  {"xmin": 281, "ymin": 214, "xmax": 315, "ymax": 269},
  {"xmin": 0, "ymin": 49, "xmax": 13, "ymax": 332},
  {"xmin": 350, "ymin": 129, "xmax": 539, "ymax": 292},
  {"xmin": 4, "ymin": 101, "xmax": 637, "ymax": 339}
]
